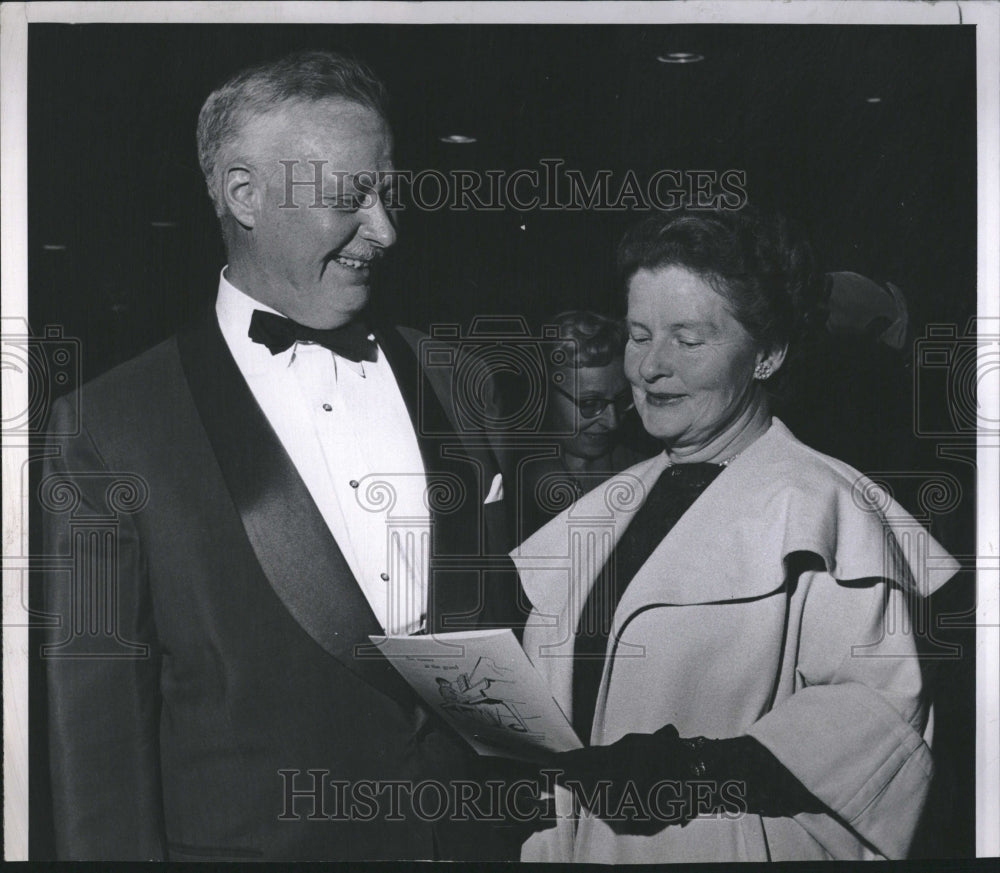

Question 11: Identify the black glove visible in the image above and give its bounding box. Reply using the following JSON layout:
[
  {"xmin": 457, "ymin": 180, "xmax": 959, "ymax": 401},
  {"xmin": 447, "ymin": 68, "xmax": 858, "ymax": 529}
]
[
  {"xmin": 550, "ymin": 726, "xmax": 824, "ymax": 836},
  {"xmin": 550, "ymin": 724, "xmax": 701, "ymax": 835},
  {"xmin": 699, "ymin": 735, "xmax": 826, "ymax": 818}
]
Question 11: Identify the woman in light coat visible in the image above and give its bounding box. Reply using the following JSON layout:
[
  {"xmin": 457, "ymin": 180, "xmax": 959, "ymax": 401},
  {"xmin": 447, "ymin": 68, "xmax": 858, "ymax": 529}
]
[{"xmin": 513, "ymin": 207, "xmax": 958, "ymax": 863}]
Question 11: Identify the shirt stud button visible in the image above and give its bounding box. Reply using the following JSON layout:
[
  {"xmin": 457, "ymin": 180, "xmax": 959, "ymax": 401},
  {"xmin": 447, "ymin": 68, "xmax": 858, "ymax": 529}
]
[
  {"xmin": 380, "ymin": 572, "xmax": 390, "ymax": 582},
  {"xmin": 349, "ymin": 479, "xmax": 360, "ymax": 489},
  {"xmin": 322, "ymin": 403, "xmax": 333, "ymax": 412}
]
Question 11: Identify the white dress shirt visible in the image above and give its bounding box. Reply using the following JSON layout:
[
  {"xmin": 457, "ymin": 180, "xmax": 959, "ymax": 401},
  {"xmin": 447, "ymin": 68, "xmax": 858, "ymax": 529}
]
[{"xmin": 215, "ymin": 270, "xmax": 430, "ymax": 635}]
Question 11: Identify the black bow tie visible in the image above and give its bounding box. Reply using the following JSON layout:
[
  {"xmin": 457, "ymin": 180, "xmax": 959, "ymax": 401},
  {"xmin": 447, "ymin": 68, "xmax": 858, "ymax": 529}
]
[{"xmin": 248, "ymin": 310, "xmax": 378, "ymax": 363}]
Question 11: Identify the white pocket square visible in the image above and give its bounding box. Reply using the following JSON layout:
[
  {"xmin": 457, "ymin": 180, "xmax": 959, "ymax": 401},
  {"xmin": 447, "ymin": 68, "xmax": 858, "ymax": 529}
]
[{"xmin": 484, "ymin": 472, "xmax": 504, "ymax": 504}]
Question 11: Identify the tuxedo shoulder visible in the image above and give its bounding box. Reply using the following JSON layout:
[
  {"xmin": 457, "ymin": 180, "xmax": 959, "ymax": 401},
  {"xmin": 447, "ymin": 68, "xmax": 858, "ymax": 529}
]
[
  {"xmin": 80, "ymin": 336, "xmax": 185, "ymax": 409},
  {"xmin": 63, "ymin": 335, "xmax": 194, "ymax": 453}
]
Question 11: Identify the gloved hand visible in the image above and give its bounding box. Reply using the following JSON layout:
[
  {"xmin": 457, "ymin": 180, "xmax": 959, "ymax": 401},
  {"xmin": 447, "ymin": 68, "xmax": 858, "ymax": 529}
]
[
  {"xmin": 550, "ymin": 727, "xmax": 825, "ymax": 835},
  {"xmin": 548, "ymin": 724, "xmax": 702, "ymax": 835}
]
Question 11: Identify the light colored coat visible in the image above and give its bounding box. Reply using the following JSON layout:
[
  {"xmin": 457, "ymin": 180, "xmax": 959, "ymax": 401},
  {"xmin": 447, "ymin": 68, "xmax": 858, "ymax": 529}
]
[{"xmin": 514, "ymin": 419, "xmax": 958, "ymax": 863}]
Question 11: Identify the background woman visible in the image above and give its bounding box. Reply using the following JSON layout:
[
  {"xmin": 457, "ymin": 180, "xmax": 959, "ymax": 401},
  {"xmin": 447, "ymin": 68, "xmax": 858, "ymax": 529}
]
[
  {"xmin": 513, "ymin": 207, "xmax": 958, "ymax": 862},
  {"xmin": 514, "ymin": 310, "xmax": 649, "ymax": 541}
]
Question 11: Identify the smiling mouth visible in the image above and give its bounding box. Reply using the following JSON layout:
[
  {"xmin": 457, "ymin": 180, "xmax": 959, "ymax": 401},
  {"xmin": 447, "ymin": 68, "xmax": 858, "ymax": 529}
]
[
  {"xmin": 332, "ymin": 253, "xmax": 376, "ymax": 270},
  {"xmin": 645, "ymin": 391, "xmax": 687, "ymax": 406}
]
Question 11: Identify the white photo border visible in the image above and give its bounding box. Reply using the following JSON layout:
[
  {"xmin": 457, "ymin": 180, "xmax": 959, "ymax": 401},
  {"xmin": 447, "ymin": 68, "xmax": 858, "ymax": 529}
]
[{"xmin": 2, "ymin": 0, "xmax": 997, "ymax": 861}]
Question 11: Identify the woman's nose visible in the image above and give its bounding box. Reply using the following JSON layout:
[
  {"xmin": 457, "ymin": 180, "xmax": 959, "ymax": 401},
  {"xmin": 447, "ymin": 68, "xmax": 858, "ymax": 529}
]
[{"xmin": 638, "ymin": 341, "xmax": 673, "ymax": 382}]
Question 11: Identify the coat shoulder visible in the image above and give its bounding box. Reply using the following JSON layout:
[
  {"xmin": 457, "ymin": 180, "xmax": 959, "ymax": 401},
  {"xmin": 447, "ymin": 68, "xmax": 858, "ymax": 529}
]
[
  {"xmin": 754, "ymin": 420, "xmax": 871, "ymax": 505},
  {"xmin": 746, "ymin": 420, "xmax": 956, "ymax": 591}
]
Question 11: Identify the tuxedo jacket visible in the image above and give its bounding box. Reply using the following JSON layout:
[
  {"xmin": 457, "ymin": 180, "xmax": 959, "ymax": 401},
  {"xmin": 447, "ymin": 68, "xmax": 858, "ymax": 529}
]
[{"xmin": 40, "ymin": 307, "xmax": 522, "ymax": 861}]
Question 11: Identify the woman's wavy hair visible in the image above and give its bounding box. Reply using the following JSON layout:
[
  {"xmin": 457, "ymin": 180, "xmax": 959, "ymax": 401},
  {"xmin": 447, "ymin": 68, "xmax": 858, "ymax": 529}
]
[
  {"xmin": 547, "ymin": 310, "xmax": 628, "ymax": 370},
  {"xmin": 616, "ymin": 206, "xmax": 823, "ymax": 374}
]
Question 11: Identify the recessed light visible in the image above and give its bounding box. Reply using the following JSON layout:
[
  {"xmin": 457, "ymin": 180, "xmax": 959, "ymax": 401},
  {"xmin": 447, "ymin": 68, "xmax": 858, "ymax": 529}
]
[
  {"xmin": 151, "ymin": 221, "xmax": 178, "ymax": 228},
  {"xmin": 42, "ymin": 244, "xmax": 67, "ymax": 251},
  {"xmin": 439, "ymin": 134, "xmax": 477, "ymax": 144},
  {"xmin": 657, "ymin": 52, "xmax": 704, "ymax": 65},
  {"xmin": 866, "ymin": 97, "xmax": 882, "ymax": 104}
]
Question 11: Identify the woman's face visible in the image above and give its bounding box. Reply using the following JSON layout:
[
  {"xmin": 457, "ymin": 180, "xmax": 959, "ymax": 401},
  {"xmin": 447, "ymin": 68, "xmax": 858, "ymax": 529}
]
[
  {"xmin": 548, "ymin": 359, "xmax": 629, "ymax": 461},
  {"xmin": 624, "ymin": 265, "xmax": 764, "ymax": 450}
]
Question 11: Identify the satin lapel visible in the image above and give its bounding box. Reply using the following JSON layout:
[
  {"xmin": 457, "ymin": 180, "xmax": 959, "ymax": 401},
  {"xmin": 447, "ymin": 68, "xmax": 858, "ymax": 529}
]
[
  {"xmin": 176, "ymin": 308, "xmax": 417, "ymax": 705},
  {"xmin": 375, "ymin": 326, "xmax": 488, "ymax": 634}
]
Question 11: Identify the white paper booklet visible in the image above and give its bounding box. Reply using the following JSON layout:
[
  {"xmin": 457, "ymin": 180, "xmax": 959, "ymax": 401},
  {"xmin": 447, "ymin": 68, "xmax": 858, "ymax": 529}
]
[{"xmin": 370, "ymin": 628, "xmax": 582, "ymax": 761}]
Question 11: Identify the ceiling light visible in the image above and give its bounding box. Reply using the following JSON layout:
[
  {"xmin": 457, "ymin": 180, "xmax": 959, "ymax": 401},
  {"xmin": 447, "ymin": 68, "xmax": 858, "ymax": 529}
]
[
  {"xmin": 657, "ymin": 52, "xmax": 704, "ymax": 64},
  {"xmin": 866, "ymin": 97, "xmax": 882, "ymax": 104},
  {"xmin": 439, "ymin": 134, "xmax": 477, "ymax": 144},
  {"xmin": 151, "ymin": 221, "xmax": 178, "ymax": 228},
  {"xmin": 42, "ymin": 244, "xmax": 67, "ymax": 251}
]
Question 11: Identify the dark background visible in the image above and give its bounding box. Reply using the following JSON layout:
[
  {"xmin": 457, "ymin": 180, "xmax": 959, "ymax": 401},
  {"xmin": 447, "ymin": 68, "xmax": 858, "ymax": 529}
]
[{"xmin": 27, "ymin": 23, "xmax": 977, "ymax": 859}]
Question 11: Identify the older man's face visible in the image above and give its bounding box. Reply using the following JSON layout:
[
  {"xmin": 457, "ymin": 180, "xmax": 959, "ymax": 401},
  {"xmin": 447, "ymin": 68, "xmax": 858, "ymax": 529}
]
[{"xmin": 245, "ymin": 98, "xmax": 396, "ymax": 328}]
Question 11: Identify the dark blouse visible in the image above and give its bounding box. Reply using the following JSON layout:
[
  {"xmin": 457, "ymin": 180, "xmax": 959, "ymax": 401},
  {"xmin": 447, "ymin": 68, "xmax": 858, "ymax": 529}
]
[{"xmin": 572, "ymin": 462, "xmax": 726, "ymax": 742}]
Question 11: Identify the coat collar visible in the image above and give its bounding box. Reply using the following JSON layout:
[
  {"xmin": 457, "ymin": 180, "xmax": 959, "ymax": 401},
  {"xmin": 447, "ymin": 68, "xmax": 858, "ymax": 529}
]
[{"xmin": 513, "ymin": 418, "xmax": 959, "ymax": 638}]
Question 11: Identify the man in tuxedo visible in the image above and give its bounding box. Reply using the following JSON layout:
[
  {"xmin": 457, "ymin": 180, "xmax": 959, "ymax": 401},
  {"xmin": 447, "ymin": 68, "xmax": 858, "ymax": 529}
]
[{"xmin": 40, "ymin": 50, "xmax": 523, "ymax": 861}]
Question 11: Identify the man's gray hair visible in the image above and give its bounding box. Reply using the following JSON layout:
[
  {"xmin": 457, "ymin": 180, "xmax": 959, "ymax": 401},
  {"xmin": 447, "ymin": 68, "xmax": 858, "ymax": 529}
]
[{"xmin": 196, "ymin": 49, "xmax": 389, "ymax": 217}]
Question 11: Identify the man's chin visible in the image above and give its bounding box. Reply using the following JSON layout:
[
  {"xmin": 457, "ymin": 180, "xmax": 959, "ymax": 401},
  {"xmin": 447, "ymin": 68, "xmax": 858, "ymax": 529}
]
[{"xmin": 306, "ymin": 287, "xmax": 371, "ymax": 328}]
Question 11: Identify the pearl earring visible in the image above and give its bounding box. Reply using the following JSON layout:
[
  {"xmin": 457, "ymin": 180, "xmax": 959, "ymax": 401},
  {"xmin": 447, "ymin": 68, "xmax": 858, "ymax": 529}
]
[{"xmin": 754, "ymin": 362, "xmax": 772, "ymax": 380}]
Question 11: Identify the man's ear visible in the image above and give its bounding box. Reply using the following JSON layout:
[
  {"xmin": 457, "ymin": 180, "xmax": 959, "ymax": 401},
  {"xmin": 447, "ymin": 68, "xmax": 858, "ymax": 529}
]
[{"xmin": 223, "ymin": 164, "xmax": 258, "ymax": 229}]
